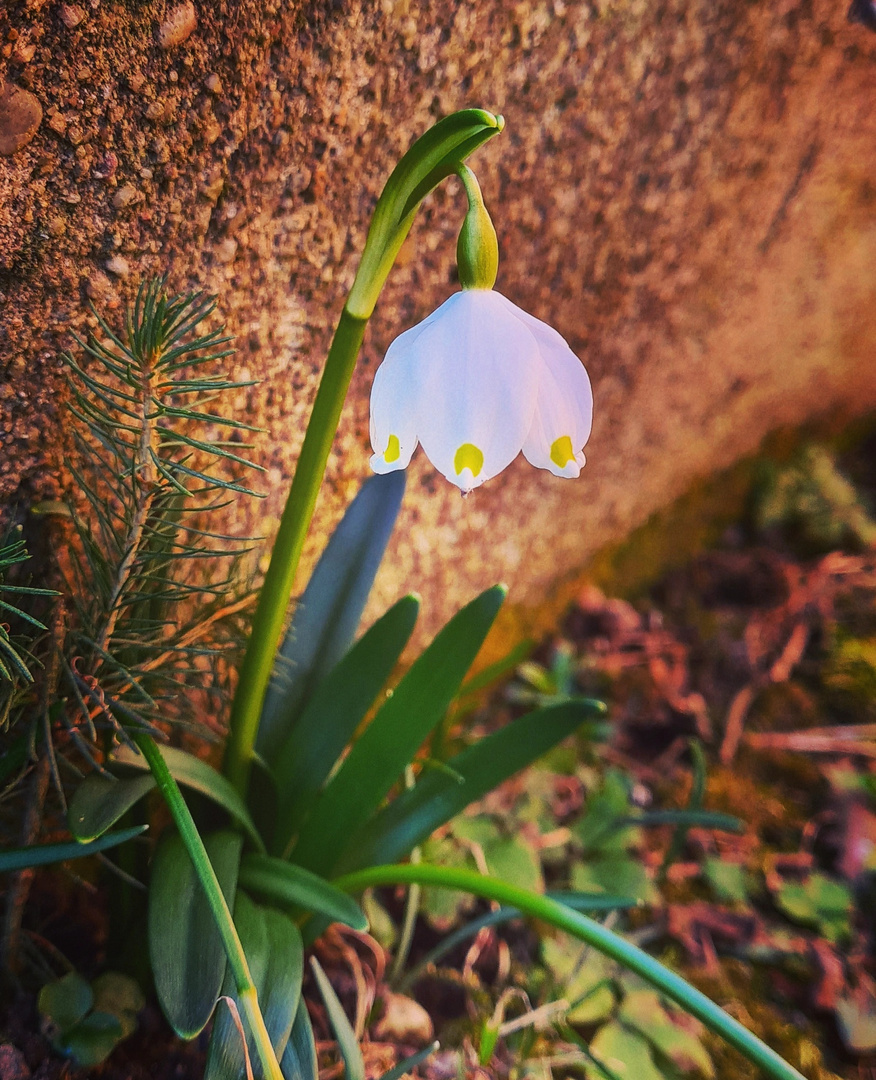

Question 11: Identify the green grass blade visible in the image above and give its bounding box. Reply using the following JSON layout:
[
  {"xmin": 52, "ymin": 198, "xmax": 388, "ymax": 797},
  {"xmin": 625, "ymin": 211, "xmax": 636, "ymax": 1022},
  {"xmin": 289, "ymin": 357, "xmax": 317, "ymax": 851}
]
[
  {"xmin": 289, "ymin": 585, "xmax": 506, "ymax": 876},
  {"xmin": 310, "ymin": 957, "xmax": 365, "ymax": 1080},
  {"xmin": 336, "ymin": 699, "xmax": 605, "ymax": 873},
  {"xmin": 149, "ymin": 829, "xmax": 243, "ymax": 1039},
  {"xmin": 238, "ymin": 854, "xmax": 367, "ymax": 931},
  {"xmin": 377, "ymin": 1043, "xmax": 440, "ymax": 1080},
  {"xmin": 0, "ymin": 826, "xmax": 148, "ymax": 873},
  {"xmin": 110, "ymin": 744, "xmax": 265, "ymax": 851},
  {"xmin": 334, "ymin": 864, "xmax": 807, "ymax": 1080},
  {"xmin": 271, "ymin": 595, "xmax": 420, "ymax": 855},
  {"xmin": 659, "ymin": 738, "xmax": 709, "ymax": 882},
  {"xmin": 255, "ymin": 472, "xmax": 407, "ymax": 765},
  {"xmin": 281, "ymin": 998, "xmax": 318, "ymax": 1080},
  {"xmin": 206, "ymin": 893, "xmax": 304, "ymax": 1080}
]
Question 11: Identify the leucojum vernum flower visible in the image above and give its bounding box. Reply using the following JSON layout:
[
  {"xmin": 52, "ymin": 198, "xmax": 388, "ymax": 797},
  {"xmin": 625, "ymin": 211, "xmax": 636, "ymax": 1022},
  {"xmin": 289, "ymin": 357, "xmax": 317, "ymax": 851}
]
[{"xmin": 370, "ymin": 165, "xmax": 593, "ymax": 494}]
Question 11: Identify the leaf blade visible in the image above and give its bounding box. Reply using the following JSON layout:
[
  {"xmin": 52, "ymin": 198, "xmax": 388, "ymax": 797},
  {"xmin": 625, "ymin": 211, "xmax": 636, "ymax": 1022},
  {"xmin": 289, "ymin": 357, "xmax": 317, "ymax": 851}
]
[
  {"xmin": 149, "ymin": 829, "xmax": 243, "ymax": 1039},
  {"xmin": 68, "ymin": 774, "xmax": 156, "ymax": 843},
  {"xmin": 336, "ymin": 699, "xmax": 605, "ymax": 873},
  {"xmin": 256, "ymin": 471, "xmax": 407, "ymax": 764},
  {"xmin": 310, "ymin": 958, "xmax": 365, "ymax": 1080},
  {"xmin": 290, "ymin": 585, "xmax": 506, "ymax": 876},
  {"xmin": 100, "ymin": 743, "xmax": 263, "ymax": 851},
  {"xmin": 281, "ymin": 997, "xmax": 318, "ymax": 1080},
  {"xmin": 206, "ymin": 893, "xmax": 304, "ymax": 1080},
  {"xmin": 0, "ymin": 826, "xmax": 148, "ymax": 873},
  {"xmin": 271, "ymin": 594, "xmax": 420, "ymax": 855}
]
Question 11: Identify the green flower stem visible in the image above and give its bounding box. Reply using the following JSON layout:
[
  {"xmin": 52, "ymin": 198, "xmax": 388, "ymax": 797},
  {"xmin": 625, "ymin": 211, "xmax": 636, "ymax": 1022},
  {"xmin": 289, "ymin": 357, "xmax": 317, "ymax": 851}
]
[
  {"xmin": 223, "ymin": 310, "xmax": 367, "ymax": 795},
  {"xmin": 133, "ymin": 734, "xmax": 283, "ymax": 1080},
  {"xmin": 334, "ymin": 864, "xmax": 806, "ymax": 1080},
  {"xmin": 223, "ymin": 110, "xmax": 503, "ymax": 798}
]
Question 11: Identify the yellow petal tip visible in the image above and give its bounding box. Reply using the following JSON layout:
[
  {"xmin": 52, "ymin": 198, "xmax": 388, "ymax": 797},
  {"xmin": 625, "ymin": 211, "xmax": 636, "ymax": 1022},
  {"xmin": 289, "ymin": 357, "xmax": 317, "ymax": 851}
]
[
  {"xmin": 454, "ymin": 443, "xmax": 484, "ymax": 477},
  {"xmin": 384, "ymin": 434, "xmax": 401, "ymax": 463},
  {"xmin": 550, "ymin": 435, "xmax": 575, "ymax": 469}
]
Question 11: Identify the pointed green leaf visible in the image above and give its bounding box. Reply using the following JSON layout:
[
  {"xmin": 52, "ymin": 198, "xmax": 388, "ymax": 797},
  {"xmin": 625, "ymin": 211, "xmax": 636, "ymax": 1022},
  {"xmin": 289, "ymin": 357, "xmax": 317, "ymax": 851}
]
[
  {"xmin": 290, "ymin": 585, "xmax": 507, "ymax": 876},
  {"xmin": 149, "ymin": 829, "xmax": 243, "ymax": 1038},
  {"xmin": 336, "ymin": 699, "xmax": 604, "ymax": 873},
  {"xmin": 272, "ymin": 595, "xmax": 420, "ymax": 855},
  {"xmin": 70, "ymin": 745, "xmax": 264, "ymax": 851},
  {"xmin": 206, "ymin": 893, "xmax": 304, "ymax": 1080},
  {"xmin": 256, "ymin": 471, "xmax": 407, "ymax": 765},
  {"xmin": 625, "ymin": 810, "xmax": 743, "ymax": 832},
  {"xmin": 68, "ymin": 774, "xmax": 156, "ymax": 843},
  {"xmin": 310, "ymin": 957, "xmax": 365, "ymax": 1080},
  {"xmin": 0, "ymin": 825, "xmax": 148, "ymax": 873},
  {"xmin": 282, "ymin": 998, "xmax": 318, "ymax": 1080},
  {"xmin": 239, "ymin": 854, "xmax": 367, "ymax": 931}
]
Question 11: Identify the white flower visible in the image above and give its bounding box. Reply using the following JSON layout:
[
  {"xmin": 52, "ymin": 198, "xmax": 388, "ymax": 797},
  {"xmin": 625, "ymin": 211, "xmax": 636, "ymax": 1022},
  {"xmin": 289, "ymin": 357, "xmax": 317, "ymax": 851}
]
[{"xmin": 369, "ymin": 289, "xmax": 593, "ymax": 493}]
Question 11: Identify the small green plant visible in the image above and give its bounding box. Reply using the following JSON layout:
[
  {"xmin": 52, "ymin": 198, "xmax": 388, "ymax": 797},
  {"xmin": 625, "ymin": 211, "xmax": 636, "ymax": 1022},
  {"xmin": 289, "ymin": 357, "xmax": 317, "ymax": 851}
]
[
  {"xmin": 507, "ymin": 640, "xmax": 581, "ymax": 708},
  {"xmin": 752, "ymin": 444, "xmax": 876, "ymax": 554},
  {"xmin": 38, "ymin": 970, "xmax": 144, "ymax": 1068},
  {"xmin": 775, "ymin": 872, "xmax": 854, "ymax": 944}
]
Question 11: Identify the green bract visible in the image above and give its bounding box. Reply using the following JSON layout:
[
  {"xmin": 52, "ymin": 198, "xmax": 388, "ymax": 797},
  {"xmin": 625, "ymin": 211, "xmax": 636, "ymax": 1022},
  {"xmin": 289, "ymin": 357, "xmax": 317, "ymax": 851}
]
[{"xmin": 347, "ymin": 109, "xmax": 504, "ymax": 319}]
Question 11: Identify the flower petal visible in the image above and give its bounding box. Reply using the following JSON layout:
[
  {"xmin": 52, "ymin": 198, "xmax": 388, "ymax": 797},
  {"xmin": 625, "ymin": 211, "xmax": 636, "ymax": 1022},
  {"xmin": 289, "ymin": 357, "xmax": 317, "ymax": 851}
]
[
  {"xmin": 369, "ymin": 322, "xmax": 425, "ymax": 474},
  {"xmin": 410, "ymin": 291, "xmax": 541, "ymax": 492},
  {"xmin": 489, "ymin": 296, "xmax": 592, "ymax": 478}
]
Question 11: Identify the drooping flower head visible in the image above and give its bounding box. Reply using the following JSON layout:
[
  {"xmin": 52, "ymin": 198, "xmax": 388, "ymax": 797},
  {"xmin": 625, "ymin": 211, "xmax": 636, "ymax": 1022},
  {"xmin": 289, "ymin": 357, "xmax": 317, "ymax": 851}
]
[{"xmin": 369, "ymin": 167, "xmax": 592, "ymax": 493}]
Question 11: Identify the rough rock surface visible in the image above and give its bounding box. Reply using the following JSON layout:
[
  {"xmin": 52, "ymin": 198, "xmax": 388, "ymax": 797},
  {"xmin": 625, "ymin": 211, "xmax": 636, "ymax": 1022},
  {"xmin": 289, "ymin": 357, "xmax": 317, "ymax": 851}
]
[{"xmin": 1, "ymin": 0, "xmax": 875, "ymax": 647}]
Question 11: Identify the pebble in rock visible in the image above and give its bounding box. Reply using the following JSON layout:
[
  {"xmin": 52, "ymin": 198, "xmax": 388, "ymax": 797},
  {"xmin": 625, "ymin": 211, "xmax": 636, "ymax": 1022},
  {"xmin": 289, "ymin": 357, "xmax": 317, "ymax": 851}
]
[
  {"xmin": 106, "ymin": 255, "xmax": 131, "ymax": 277},
  {"xmin": 215, "ymin": 237, "xmax": 237, "ymax": 264},
  {"xmin": 157, "ymin": 2, "xmax": 197, "ymax": 49},
  {"xmin": 0, "ymin": 82, "xmax": 43, "ymax": 156},
  {"xmin": 58, "ymin": 3, "xmax": 87, "ymax": 29},
  {"xmin": 113, "ymin": 183, "xmax": 139, "ymax": 209}
]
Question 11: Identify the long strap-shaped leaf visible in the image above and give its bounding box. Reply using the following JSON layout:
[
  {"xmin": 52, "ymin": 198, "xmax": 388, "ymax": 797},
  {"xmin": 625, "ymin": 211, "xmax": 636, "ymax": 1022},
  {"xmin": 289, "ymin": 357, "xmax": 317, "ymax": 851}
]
[
  {"xmin": 271, "ymin": 595, "xmax": 420, "ymax": 856},
  {"xmin": 0, "ymin": 826, "xmax": 147, "ymax": 873},
  {"xmin": 256, "ymin": 472, "xmax": 407, "ymax": 765},
  {"xmin": 289, "ymin": 585, "xmax": 506, "ymax": 876},
  {"xmin": 334, "ymin": 699, "xmax": 606, "ymax": 874},
  {"xmin": 149, "ymin": 829, "xmax": 243, "ymax": 1039},
  {"xmin": 206, "ymin": 892, "xmax": 304, "ymax": 1080}
]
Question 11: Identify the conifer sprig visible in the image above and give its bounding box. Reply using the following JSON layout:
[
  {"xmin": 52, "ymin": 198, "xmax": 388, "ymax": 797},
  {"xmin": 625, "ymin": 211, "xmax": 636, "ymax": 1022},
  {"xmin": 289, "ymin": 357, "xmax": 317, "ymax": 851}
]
[
  {"xmin": 0, "ymin": 534, "xmax": 53, "ymax": 687},
  {"xmin": 60, "ymin": 278, "xmax": 262, "ymax": 743}
]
